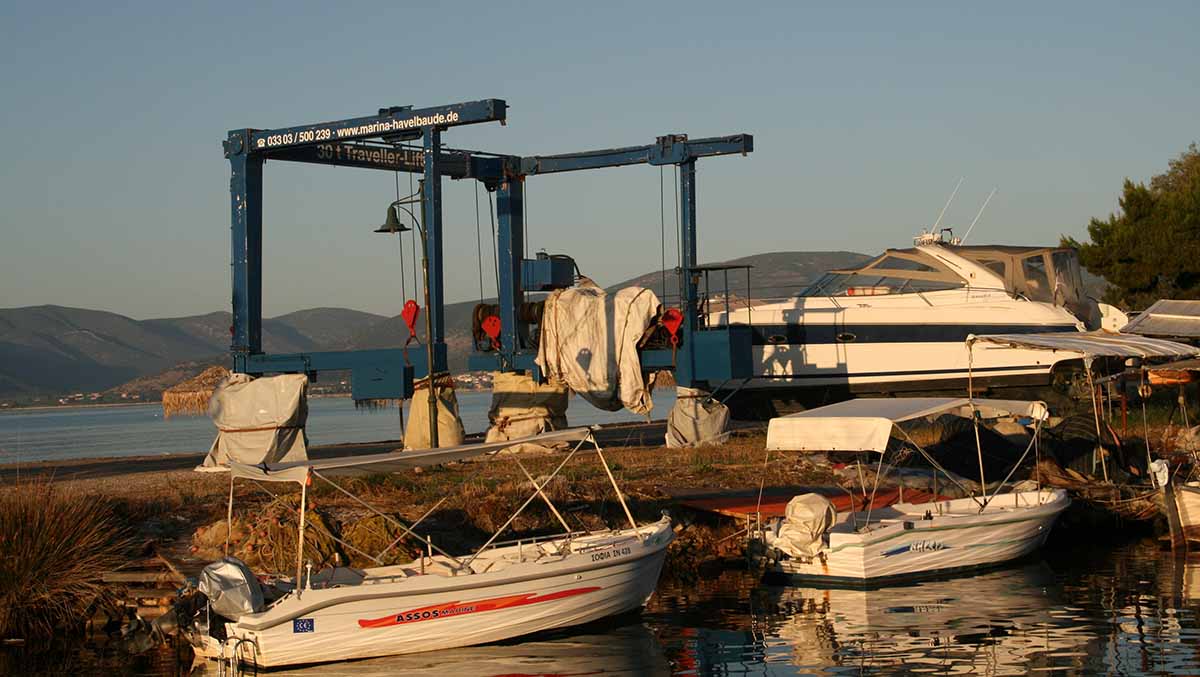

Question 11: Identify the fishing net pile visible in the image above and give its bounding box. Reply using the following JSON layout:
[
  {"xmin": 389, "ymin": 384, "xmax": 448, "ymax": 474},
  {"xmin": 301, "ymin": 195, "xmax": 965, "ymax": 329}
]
[{"xmin": 190, "ymin": 496, "xmax": 420, "ymax": 573}]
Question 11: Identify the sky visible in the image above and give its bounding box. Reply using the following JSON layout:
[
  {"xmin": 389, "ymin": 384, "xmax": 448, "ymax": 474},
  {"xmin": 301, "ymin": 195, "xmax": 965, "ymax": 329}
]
[{"xmin": 1, "ymin": 1, "xmax": 1197, "ymax": 320}]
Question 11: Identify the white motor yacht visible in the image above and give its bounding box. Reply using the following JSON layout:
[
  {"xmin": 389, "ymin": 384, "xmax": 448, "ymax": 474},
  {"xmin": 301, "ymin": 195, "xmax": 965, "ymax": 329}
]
[{"xmin": 715, "ymin": 233, "xmax": 1118, "ymax": 411}]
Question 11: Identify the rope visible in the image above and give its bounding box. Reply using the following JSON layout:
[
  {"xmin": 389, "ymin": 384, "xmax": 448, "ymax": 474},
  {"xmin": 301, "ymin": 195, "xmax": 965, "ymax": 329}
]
[
  {"xmin": 489, "ymin": 190, "xmax": 500, "ymax": 297},
  {"xmin": 474, "ymin": 182, "xmax": 484, "ymax": 305},
  {"xmin": 409, "ymin": 171, "xmax": 419, "ymax": 306},
  {"xmin": 659, "ymin": 166, "xmax": 667, "ymax": 301},
  {"xmin": 673, "ymin": 165, "xmax": 682, "ymax": 296},
  {"xmin": 395, "ymin": 171, "xmax": 407, "ymax": 301},
  {"xmin": 523, "ymin": 181, "xmax": 529, "ymax": 260}
]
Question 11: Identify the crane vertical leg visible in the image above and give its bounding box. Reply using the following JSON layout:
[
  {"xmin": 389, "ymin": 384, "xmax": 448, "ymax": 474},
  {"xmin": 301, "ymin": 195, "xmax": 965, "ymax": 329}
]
[
  {"xmin": 228, "ymin": 146, "xmax": 264, "ymax": 373},
  {"xmin": 422, "ymin": 128, "xmax": 447, "ymax": 373},
  {"xmin": 496, "ymin": 177, "xmax": 525, "ymax": 369},
  {"xmin": 677, "ymin": 159, "xmax": 698, "ymax": 387}
]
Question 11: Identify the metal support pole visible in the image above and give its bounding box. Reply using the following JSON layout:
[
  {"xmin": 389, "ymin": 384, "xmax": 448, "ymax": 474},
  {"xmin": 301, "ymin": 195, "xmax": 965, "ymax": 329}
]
[
  {"xmin": 422, "ymin": 128, "xmax": 445, "ymax": 447},
  {"xmin": 496, "ymin": 176, "xmax": 525, "ymax": 367},
  {"xmin": 677, "ymin": 159, "xmax": 698, "ymax": 387},
  {"xmin": 227, "ymin": 138, "xmax": 264, "ymax": 372},
  {"xmin": 422, "ymin": 129, "xmax": 446, "ymax": 359},
  {"xmin": 296, "ymin": 474, "xmax": 308, "ymax": 594}
]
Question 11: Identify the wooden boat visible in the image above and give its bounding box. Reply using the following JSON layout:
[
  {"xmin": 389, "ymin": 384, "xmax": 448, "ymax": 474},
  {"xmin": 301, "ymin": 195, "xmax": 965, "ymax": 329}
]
[
  {"xmin": 755, "ymin": 397, "xmax": 1069, "ymax": 584},
  {"xmin": 184, "ymin": 428, "xmax": 673, "ymax": 670}
]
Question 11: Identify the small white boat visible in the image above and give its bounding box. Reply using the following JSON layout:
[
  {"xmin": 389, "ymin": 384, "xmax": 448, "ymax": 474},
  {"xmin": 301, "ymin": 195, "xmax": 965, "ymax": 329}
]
[
  {"xmin": 756, "ymin": 397, "xmax": 1069, "ymax": 584},
  {"xmin": 184, "ymin": 428, "xmax": 674, "ymax": 670},
  {"xmin": 1173, "ymin": 482, "xmax": 1200, "ymax": 541}
]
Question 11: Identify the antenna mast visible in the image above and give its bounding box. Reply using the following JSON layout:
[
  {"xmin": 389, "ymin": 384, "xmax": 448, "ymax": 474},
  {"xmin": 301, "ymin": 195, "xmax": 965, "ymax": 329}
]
[
  {"xmin": 961, "ymin": 187, "xmax": 997, "ymax": 244},
  {"xmin": 931, "ymin": 177, "xmax": 964, "ymax": 232}
]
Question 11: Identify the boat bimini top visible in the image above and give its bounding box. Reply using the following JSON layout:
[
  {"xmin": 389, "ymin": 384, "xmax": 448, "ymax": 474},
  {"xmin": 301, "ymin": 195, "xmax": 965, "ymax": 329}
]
[
  {"xmin": 966, "ymin": 331, "xmax": 1199, "ymax": 361},
  {"xmin": 766, "ymin": 397, "xmax": 1048, "ymax": 453},
  {"xmin": 228, "ymin": 428, "xmax": 592, "ymax": 484}
]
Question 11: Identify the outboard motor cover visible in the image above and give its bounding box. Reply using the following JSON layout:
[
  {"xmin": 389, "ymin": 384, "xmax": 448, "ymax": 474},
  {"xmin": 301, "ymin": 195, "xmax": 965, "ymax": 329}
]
[
  {"xmin": 198, "ymin": 557, "xmax": 265, "ymax": 619},
  {"xmin": 765, "ymin": 494, "xmax": 837, "ymax": 559}
]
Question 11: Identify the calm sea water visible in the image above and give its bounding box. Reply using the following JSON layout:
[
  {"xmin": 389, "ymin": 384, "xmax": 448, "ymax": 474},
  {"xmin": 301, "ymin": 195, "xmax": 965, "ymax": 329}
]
[
  {"xmin": 7, "ymin": 537, "xmax": 1200, "ymax": 675},
  {"xmin": 0, "ymin": 391, "xmax": 677, "ymax": 464}
]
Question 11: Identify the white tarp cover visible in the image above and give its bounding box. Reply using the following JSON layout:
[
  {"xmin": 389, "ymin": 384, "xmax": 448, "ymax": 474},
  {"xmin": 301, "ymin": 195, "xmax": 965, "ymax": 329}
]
[
  {"xmin": 404, "ymin": 374, "xmax": 466, "ymax": 450},
  {"xmin": 765, "ymin": 493, "xmax": 837, "ymax": 559},
  {"xmin": 201, "ymin": 373, "xmax": 308, "ymax": 468},
  {"xmin": 228, "ymin": 427, "xmax": 593, "ymax": 485},
  {"xmin": 967, "ymin": 331, "xmax": 1198, "ymax": 359},
  {"xmin": 766, "ymin": 397, "xmax": 1048, "ymax": 452},
  {"xmin": 665, "ymin": 387, "xmax": 731, "ymax": 448},
  {"xmin": 536, "ymin": 283, "xmax": 659, "ymax": 415},
  {"xmin": 198, "ymin": 557, "xmax": 264, "ymax": 619},
  {"xmin": 485, "ymin": 371, "xmax": 570, "ymax": 452}
]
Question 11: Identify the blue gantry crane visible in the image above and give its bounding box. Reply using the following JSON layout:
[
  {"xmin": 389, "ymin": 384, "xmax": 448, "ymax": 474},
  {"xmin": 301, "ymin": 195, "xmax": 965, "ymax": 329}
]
[{"xmin": 222, "ymin": 99, "xmax": 753, "ymax": 406}]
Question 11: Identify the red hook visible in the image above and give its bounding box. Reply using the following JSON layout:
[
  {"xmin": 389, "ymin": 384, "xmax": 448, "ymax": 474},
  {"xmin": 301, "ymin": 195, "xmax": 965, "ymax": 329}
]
[
  {"xmin": 401, "ymin": 300, "xmax": 420, "ymax": 339},
  {"xmin": 482, "ymin": 315, "xmax": 502, "ymax": 350},
  {"xmin": 662, "ymin": 308, "xmax": 683, "ymax": 346}
]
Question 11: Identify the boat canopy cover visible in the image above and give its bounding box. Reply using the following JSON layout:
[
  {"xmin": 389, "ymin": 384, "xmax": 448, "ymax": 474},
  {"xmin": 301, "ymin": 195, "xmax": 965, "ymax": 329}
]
[
  {"xmin": 766, "ymin": 397, "xmax": 1047, "ymax": 453},
  {"xmin": 227, "ymin": 428, "xmax": 592, "ymax": 484},
  {"xmin": 1121, "ymin": 299, "xmax": 1200, "ymax": 339},
  {"xmin": 967, "ymin": 331, "xmax": 1198, "ymax": 359}
]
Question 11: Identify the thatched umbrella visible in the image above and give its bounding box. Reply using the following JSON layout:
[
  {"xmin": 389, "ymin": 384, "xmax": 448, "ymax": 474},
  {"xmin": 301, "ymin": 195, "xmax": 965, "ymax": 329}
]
[{"xmin": 162, "ymin": 365, "xmax": 231, "ymax": 419}]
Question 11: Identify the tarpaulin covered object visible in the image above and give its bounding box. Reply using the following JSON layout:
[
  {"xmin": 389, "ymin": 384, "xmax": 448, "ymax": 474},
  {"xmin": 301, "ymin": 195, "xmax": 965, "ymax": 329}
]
[
  {"xmin": 765, "ymin": 494, "xmax": 837, "ymax": 559},
  {"xmin": 485, "ymin": 371, "xmax": 570, "ymax": 452},
  {"xmin": 197, "ymin": 557, "xmax": 265, "ymax": 619},
  {"xmin": 665, "ymin": 387, "xmax": 731, "ymax": 448},
  {"xmin": 201, "ymin": 373, "xmax": 309, "ymax": 468},
  {"xmin": 404, "ymin": 374, "xmax": 466, "ymax": 450},
  {"xmin": 536, "ymin": 283, "xmax": 659, "ymax": 415}
]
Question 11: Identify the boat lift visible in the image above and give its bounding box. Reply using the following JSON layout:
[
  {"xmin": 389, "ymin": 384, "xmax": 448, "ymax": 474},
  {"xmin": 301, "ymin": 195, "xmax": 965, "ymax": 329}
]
[{"xmin": 223, "ymin": 99, "xmax": 754, "ymax": 405}]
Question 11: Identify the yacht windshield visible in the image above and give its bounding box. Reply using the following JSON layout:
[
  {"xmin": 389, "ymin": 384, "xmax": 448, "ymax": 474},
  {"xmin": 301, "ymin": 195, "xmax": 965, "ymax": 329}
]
[
  {"xmin": 799, "ymin": 250, "xmax": 965, "ymax": 297},
  {"xmin": 800, "ymin": 272, "xmax": 964, "ymax": 297}
]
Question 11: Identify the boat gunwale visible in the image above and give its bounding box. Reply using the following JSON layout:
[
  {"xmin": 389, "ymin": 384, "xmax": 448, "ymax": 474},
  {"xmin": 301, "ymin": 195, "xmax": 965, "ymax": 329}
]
[{"xmin": 822, "ymin": 490, "xmax": 1068, "ymax": 553}]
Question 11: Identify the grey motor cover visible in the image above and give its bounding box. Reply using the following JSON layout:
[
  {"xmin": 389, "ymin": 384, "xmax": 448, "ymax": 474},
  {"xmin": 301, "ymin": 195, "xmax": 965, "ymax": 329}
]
[{"xmin": 198, "ymin": 556, "xmax": 265, "ymax": 619}]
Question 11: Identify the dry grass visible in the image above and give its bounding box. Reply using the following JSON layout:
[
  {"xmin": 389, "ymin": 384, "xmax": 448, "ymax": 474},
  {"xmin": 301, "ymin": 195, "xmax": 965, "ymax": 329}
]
[{"xmin": 0, "ymin": 480, "xmax": 128, "ymax": 640}]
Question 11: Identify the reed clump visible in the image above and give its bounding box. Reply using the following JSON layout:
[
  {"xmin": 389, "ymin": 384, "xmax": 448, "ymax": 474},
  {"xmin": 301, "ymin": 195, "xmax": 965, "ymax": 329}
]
[{"xmin": 0, "ymin": 480, "xmax": 127, "ymax": 640}]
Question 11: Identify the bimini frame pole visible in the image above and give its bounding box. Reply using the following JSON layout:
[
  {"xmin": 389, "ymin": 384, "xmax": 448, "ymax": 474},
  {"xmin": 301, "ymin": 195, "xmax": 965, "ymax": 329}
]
[
  {"xmin": 593, "ymin": 433, "xmax": 641, "ymax": 538},
  {"xmin": 967, "ymin": 339, "xmax": 987, "ymax": 494},
  {"xmin": 296, "ymin": 471, "xmax": 309, "ymax": 593},
  {"xmin": 1085, "ymin": 360, "xmax": 1110, "ymax": 482},
  {"xmin": 462, "ymin": 435, "xmax": 591, "ymax": 570}
]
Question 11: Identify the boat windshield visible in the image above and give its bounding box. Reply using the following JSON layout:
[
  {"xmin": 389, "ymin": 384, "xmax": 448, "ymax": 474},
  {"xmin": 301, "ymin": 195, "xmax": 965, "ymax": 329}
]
[
  {"xmin": 801, "ymin": 272, "xmax": 965, "ymax": 297},
  {"xmin": 799, "ymin": 251, "xmax": 965, "ymax": 297}
]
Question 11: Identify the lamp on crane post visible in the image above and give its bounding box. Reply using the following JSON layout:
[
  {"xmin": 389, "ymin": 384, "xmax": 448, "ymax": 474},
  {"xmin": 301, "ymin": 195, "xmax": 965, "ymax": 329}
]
[{"xmin": 375, "ymin": 183, "xmax": 439, "ymax": 448}]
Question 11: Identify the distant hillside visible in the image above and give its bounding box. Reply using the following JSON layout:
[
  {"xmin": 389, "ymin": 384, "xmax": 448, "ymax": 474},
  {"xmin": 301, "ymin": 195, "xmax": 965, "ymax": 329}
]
[
  {"xmin": 0, "ymin": 305, "xmax": 384, "ymax": 397},
  {"xmin": 609, "ymin": 251, "xmax": 872, "ymax": 300}
]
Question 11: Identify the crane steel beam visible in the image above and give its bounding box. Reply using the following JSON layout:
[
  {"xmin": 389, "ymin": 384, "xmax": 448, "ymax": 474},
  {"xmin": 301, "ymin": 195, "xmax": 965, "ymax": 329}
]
[
  {"xmin": 519, "ymin": 134, "xmax": 752, "ymax": 175},
  {"xmin": 246, "ymin": 99, "xmax": 506, "ymax": 152}
]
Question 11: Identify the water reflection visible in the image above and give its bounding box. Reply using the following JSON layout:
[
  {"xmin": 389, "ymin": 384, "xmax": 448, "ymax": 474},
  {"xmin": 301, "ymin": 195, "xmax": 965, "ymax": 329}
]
[
  {"xmin": 190, "ymin": 620, "xmax": 670, "ymax": 676},
  {"xmin": 16, "ymin": 540, "xmax": 1200, "ymax": 675},
  {"xmin": 647, "ymin": 541, "xmax": 1200, "ymax": 675}
]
